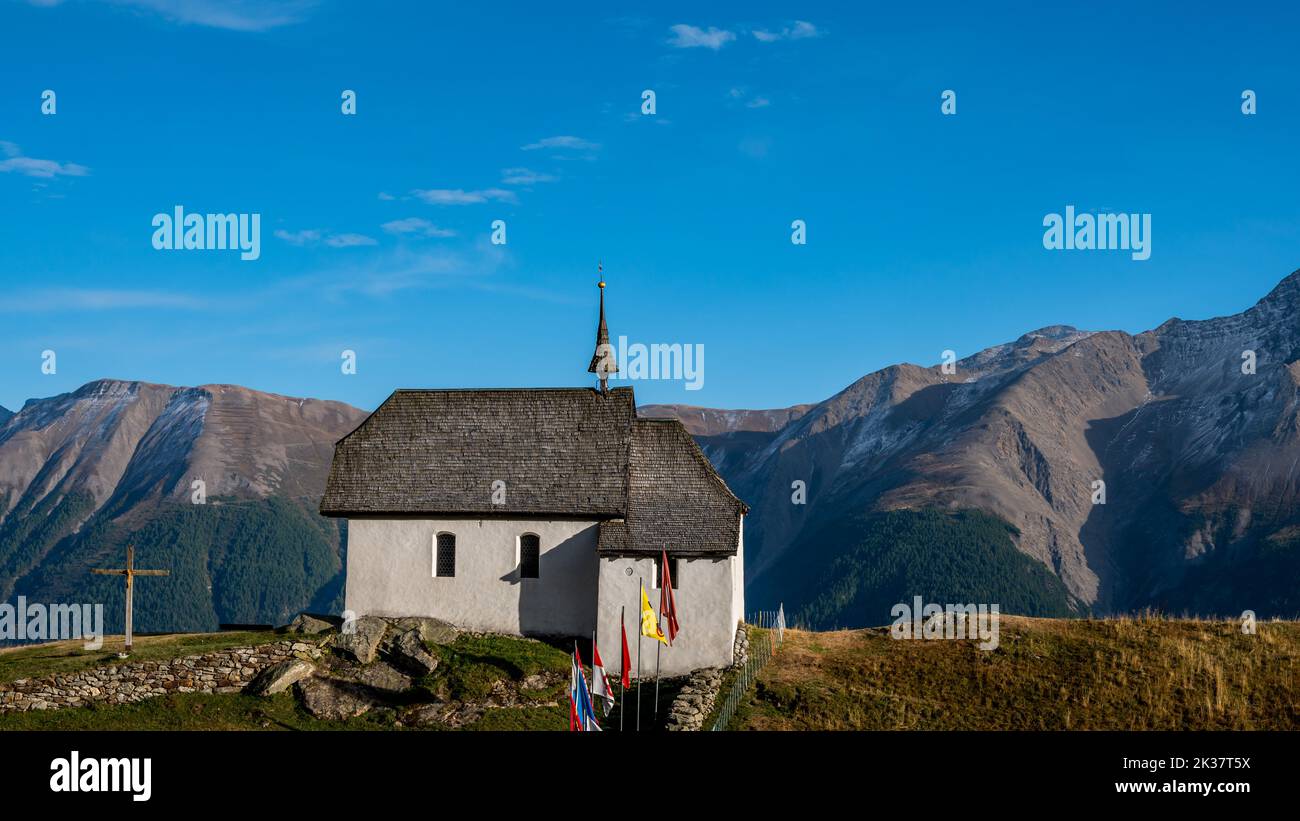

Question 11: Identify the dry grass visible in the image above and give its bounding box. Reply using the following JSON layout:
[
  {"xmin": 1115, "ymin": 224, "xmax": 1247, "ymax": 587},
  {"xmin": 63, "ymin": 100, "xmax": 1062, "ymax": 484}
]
[
  {"xmin": 734, "ymin": 615, "xmax": 1300, "ymax": 730},
  {"xmin": 0, "ymin": 631, "xmax": 287, "ymax": 684}
]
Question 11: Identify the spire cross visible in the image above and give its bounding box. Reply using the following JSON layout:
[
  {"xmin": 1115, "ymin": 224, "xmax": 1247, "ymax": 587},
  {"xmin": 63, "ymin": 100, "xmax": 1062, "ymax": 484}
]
[{"xmin": 91, "ymin": 544, "xmax": 169, "ymax": 656}]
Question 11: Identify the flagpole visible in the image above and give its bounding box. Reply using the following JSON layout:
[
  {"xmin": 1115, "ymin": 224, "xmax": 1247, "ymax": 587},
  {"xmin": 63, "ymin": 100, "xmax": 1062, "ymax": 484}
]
[
  {"xmin": 636, "ymin": 577, "xmax": 643, "ymax": 732},
  {"xmin": 619, "ymin": 605, "xmax": 626, "ymax": 732},
  {"xmin": 654, "ymin": 548, "xmax": 666, "ymax": 723},
  {"xmin": 654, "ymin": 609, "xmax": 662, "ymax": 721}
]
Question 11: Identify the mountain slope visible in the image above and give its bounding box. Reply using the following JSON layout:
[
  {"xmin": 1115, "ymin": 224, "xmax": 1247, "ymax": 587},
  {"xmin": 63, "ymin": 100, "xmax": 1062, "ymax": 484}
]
[
  {"xmin": 653, "ymin": 271, "xmax": 1300, "ymax": 623},
  {"xmin": 0, "ymin": 380, "xmax": 366, "ymax": 632}
]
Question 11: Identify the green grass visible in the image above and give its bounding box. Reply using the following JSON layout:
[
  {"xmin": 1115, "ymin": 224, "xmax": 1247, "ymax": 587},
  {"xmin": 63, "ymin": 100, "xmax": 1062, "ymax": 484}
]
[
  {"xmin": 424, "ymin": 634, "xmax": 571, "ymax": 702},
  {"xmin": 466, "ymin": 706, "xmax": 568, "ymax": 731},
  {"xmin": 699, "ymin": 626, "xmax": 767, "ymax": 730},
  {"xmin": 1, "ymin": 631, "xmax": 575, "ymax": 731},
  {"xmin": 0, "ymin": 691, "xmax": 402, "ymax": 731},
  {"xmin": 732, "ymin": 616, "xmax": 1300, "ymax": 730},
  {"xmin": 0, "ymin": 630, "xmax": 290, "ymax": 684}
]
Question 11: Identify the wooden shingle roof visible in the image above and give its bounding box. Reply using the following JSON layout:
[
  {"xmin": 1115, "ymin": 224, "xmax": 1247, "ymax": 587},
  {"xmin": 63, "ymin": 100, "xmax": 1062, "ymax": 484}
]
[
  {"xmin": 320, "ymin": 386, "xmax": 746, "ymax": 556},
  {"xmin": 615, "ymin": 418, "xmax": 746, "ymax": 557}
]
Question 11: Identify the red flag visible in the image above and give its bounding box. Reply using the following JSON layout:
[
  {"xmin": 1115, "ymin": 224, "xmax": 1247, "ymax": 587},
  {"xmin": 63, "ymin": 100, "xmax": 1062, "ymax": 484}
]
[
  {"xmin": 620, "ymin": 616, "xmax": 632, "ymax": 688},
  {"xmin": 660, "ymin": 549, "xmax": 680, "ymax": 644},
  {"xmin": 591, "ymin": 641, "xmax": 615, "ymax": 715}
]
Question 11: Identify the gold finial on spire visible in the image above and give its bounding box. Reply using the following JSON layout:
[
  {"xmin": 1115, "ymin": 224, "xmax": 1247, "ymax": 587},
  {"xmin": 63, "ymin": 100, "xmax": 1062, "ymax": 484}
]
[{"xmin": 598, "ymin": 260, "xmax": 605, "ymax": 289}]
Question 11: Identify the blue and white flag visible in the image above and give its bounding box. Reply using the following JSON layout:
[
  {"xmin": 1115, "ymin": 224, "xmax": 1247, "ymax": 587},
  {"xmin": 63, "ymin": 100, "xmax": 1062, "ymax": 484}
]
[{"xmin": 570, "ymin": 647, "xmax": 601, "ymax": 732}]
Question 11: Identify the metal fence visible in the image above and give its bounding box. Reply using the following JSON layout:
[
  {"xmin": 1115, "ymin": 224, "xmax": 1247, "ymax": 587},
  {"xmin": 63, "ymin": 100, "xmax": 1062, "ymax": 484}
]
[
  {"xmin": 710, "ymin": 604, "xmax": 785, "ymax": 731},
  {"xmin": 746, "ymin": 608, "xmax": 787, "ymax": 631}
]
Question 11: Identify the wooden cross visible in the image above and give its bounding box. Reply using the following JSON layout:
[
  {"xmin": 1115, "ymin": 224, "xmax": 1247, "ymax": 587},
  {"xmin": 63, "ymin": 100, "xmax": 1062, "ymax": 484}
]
[{"xmin": 91, "ymin": 544, "xmax": 169, "ymax": 655}]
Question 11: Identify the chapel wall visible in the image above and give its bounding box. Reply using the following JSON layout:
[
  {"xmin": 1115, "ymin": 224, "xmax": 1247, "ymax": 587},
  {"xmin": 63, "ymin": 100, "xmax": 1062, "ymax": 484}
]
[{"xmin": 345, "ymin": 518, "xmax": 600, "ymax": 636}]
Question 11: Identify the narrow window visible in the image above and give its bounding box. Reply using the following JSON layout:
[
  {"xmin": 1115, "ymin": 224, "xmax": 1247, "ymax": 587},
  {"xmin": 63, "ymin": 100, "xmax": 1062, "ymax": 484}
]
[
  {"xmin": 652, "ymin": 555, "xmax": 679, "ymax": 589},
  {"xmin": 435, "ymin": 533, "xmax": 456, "ymax": 577},
  {"xmin": 519, "ymin": 534, "xmax": 540, "ymax": 579}
]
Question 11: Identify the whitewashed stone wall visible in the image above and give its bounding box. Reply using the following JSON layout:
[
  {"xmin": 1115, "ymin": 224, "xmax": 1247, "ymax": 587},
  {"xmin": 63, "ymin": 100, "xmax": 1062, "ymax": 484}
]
[{"xmin": 346, "ymin": 518, "xmax": 600, "ymax": 637}]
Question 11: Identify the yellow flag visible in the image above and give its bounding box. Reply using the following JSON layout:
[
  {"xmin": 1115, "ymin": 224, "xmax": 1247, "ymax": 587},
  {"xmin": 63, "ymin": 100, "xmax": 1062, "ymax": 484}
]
[{"xmin": 641, "ymin": 586, "xmax": 667, "ymax": 644}]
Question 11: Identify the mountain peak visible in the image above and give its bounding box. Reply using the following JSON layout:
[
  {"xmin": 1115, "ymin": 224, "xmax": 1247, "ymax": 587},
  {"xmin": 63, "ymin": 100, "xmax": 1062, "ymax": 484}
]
[
  {"xmin": 1256, "ymin": 268, "xmax": 1300, "ymax": 307},
  {"xmin": 75, "ymin": 377, "xmax": 171, "ymax": 395},
  {"xmin": 1016, "ymin": 325, "xmax": 1081, "ymax": 343}
]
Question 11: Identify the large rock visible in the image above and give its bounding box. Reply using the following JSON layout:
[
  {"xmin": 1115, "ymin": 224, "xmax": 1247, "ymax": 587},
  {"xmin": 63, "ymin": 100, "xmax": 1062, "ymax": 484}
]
[
  {"xmin": 332, "ymin": 615, "xmax": 389, "ymax": 664},
  {"xmin": 350, "ymin": 661, "xmax": 412, "ymax": 694},
  {"xmin": 389, "ymin": 629, "xmax": 439, "ymax": 676},
  {"xmin": 402, "ymin": 703, "xmax": 450, "ymax": 727},
  {"xmin": 391, "ymin": 616, "xmax": 459, "ymax": 645},
  {"xmin": 296, "ymin": 678, "xmax": 375, "ymax": 721},
  {"xmin": 285, "ymin": 613, "xmax": 336, "ymax": 635},
  {"xmin": 244, "ymin": 659, "xmax": 315, "ymax": 696}
]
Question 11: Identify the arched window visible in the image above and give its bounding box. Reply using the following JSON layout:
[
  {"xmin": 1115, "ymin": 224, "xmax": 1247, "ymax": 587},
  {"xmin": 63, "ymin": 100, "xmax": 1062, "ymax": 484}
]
[
  {"xmin": 653, "ymin": 554, "xmax": 679, "ymax": 589},
  {"xmin": 435, "ymin": 533, "xmax": 456, "ymax": 577},
  {"xmin": 519, "ymin": 534, "xmax": 540, "ymax": 579}
]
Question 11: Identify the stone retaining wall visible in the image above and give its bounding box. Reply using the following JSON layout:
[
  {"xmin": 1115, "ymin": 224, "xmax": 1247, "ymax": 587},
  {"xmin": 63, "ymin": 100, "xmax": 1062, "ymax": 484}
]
[
  {"xmin": 665, "ymin": 622, "xmax": 748, "ymax": 731},
  {"xmin": 0, "ymin": 640, "xmax": 320, "ymax": 714},
  {"xmin": 732, "ymin": 622, "xmax": 749, "ymax": 668},
  {"xmin": 665, "ymin": 666, "xmax": 724, "ymax": 731}
]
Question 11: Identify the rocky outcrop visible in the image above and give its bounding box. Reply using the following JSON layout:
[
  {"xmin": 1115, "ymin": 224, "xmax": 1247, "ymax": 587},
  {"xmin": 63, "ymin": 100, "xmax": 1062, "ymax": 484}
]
[
  {"xmin": 286, "ymin": 613, "xmax": 337, "ymax": 635},
  {"xmin": 333, "ymin": 615, "xmax": 389, "ymax": 664},
  {"xmin": 665, "ymin": 667, "xmax": 724, "ymax": 731},
  {"xmin": 0, "ymin": 639, "xmax": 322, "ymax": 714},
  {"xmin": 244, "ymin": 658, "xmax": 316, "ymax": 696},
  {"xmin": 326, "ymin": 659, "xmax": 412, "ymax": 694},
  {"xmin": 390, "ymin": 629, "xmax": 439, "ymax": 676},
  {"xmin": 329, "ymin": 614, "xmax": 458, "ymax": 667},
  {"xmin": 391, "ymin": 616, "xmax": 459, "ymax": 645},
  {"xmin": 296, "ymin": 677, "xmax": 375, "ymax": 721}
]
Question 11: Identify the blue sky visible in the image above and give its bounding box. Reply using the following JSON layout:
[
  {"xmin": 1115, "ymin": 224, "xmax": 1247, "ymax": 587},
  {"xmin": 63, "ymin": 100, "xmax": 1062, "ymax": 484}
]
[{"xmin": 3, "ymin": 1, "xmax": 1300, "ymax": 413}]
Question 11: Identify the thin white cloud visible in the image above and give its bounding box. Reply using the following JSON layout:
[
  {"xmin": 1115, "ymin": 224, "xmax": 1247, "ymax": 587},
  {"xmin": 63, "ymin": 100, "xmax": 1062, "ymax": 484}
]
[
  {"xmin": 410, "ymin": 188, "xmax": 518, "ymax": 205},
  {"xmin": 283, "ymin": 244, "xmax": 511, "ymax": 301},
  {"xmin": 0, "ymin": 288, "xmax": 203, "ymax": 312},
  {"xmin": 381, "ymin": 218, "xmax": 456, "ymax": 238},
  {"xmin": 0, "ymin": 141, "xmax": 89, "ymax": 178},
  {"xmin": 668, "ymin": 23, "xmax": 735, "ymax": 50},
  {"xmin": 324, "ymin": 233, "xmax": 378, "ymax": 248},
  {"xmin": 28, "ymin": 0, "xmax": 316, "ymax": 32},
  {"xmin": 752, "ymin": 20, "xmax": 820, "ymax": 42},
  {"xmin": 729, "ymin": 88, "xmax": 771, "ymax": 109},
  {"xmin": 273, "ymin": 228, "xmax": 322, "ymax": 246},
  {"xmin": 275, "ymin": 228, "xmax": 376, "ymax": 248},
  {"xmin": 521, "ymin": 136, "xmax": 601, "ymax": 152},
  {"xmin": 501, "ymin": 167, "xmax": 558, "ymax": 185}
]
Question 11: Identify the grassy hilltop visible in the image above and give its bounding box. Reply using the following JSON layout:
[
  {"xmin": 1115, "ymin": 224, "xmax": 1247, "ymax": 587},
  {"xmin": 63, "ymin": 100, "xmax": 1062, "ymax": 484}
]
[
  {"xmin": 0, "ymin": 631, "xmax": 576, "ymax": 731},
  {"xmin": 3, "ymin": 616, "xmax": 1297, "ymax": 731},
  {"xmin": 732, "ymin": 615, "xmax": 1300, "ymax": 730}
]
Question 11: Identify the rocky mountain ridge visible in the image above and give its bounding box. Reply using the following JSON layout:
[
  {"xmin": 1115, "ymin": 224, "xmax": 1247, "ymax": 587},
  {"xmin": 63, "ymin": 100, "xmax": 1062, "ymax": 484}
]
[
  {"xmin": 0, "ymin": 379, "xmax": 367, "ymax": 630},
  {"xmin": 653, "ymin": 270, "xmax": 1300, "ymax": 620}
]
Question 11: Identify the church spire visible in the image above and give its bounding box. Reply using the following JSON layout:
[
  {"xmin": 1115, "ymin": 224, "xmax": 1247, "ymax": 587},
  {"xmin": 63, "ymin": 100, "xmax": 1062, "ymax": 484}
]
[{"xmin": 587, "ymin": 262, "xmax": 617, "ymax": 393}]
